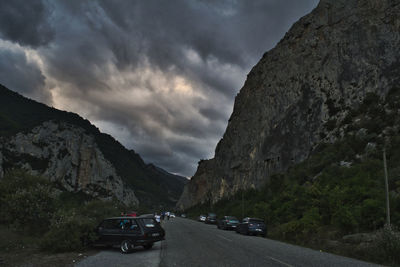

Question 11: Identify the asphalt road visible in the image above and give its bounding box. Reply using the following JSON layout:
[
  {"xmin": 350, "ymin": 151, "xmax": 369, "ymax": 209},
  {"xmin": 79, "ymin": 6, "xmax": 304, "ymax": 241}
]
[
  {"xmin": 76, "ymin": 217, "xmax": 380, "ymax": 267},
  {"xmin": 159, "ymin": 218, "xmax": 379, "ymax": 267}
]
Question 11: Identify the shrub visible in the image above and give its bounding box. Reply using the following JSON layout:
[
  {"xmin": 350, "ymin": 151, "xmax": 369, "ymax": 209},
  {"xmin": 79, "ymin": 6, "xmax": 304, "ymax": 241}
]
[
  {"xmin": 40, "ymin": 209, "xmax": 98, "ymax": 252},
  {"xmin": 370, "ymin": 226, "xmax": 400, "ymax": 265},
  {"xmin": 360, "ymin": 199, "xmax": 385, "ymax": 230},
  {"xmin": 301, "ymin": 207, "xmax": 322, "ymax": 234},
  {"xmin": 277, "ymin": 220, "xmax": 303, "ymax": 241},
  {"xmin": 0, "ymin": 170, "xmax": 55, "ymax": 234},
  {"xmin": 332, "ymin": 206, "xmax": 357, "ymax": 233},
  {"xmin": 0, "ymin": 169, "xmax": 128, "ymax": 252},
  {"xmin": 252, "ymin": 202, "xmax": 270, "ymax": 222},
  {"xmin": 276, "ymin": 207, "xmax": 322, "ymax": 243},
  {"xmin": 39, "ymin": 199, "xmax": 125, "ymax": 252},
  {"xmin": 79, "ymin": 199, "xmax": 126, "ymax": 222}
]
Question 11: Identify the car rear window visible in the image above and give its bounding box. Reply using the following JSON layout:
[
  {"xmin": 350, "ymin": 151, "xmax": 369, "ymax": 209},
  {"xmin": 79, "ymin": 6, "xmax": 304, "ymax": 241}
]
[
  {"xmin": 249, "ymin": 219, "xmax": 264, "ymax": 223},
  {"xmin": 226, "ymin": 216, "xmax": 238, "ymax": 220}
]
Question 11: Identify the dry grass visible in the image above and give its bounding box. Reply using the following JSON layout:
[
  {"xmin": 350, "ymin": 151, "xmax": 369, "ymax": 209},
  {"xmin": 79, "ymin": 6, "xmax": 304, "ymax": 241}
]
[{"xmin": 0, "ymin": 225, "xmax": 97, "ymax": 266}]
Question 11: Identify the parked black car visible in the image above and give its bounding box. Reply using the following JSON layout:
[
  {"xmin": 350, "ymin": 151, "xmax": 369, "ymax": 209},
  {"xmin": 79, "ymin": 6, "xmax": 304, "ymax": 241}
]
[
  {"xmin": 217, "ymin": 216, "xmax": 240, "ymax": 230},
  {"xmin": 236, "ymin": 217, "xmax": 267, "ymax": 236},
  {"xmin": 93, "ymin": 216, "xmax": 165, "ymax": 253},
  {"xmin": 205, "ymin": 213, "xmax": 217, "ymax": 224}
]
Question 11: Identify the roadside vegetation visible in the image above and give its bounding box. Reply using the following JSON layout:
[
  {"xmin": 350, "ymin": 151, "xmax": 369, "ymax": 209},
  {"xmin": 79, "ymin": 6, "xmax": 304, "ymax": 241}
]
[
  {"xmin": 185, "ymin": 88, "xmax": 400, "ymax": 266},
  {"xmin": 0, "ymin": 170, "xmax": 143, "ymax": 255}
]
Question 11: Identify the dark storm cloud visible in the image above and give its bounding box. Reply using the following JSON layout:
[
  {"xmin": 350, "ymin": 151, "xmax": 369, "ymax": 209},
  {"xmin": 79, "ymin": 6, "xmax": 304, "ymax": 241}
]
[
  {"xmin": 0, "ymin": 0, "xmax": 319, "ymax": 177},
  {"xmin": 199, "ymin": 106, "xmax": 227, "ymax": 122},
  {"xmin": 0, "ymin": 45, "xmax": 50, "ymax": 104},
  {"xmin": 0, "ymin": 0, "xmax": 54, "ymax": 47},
  {"xmin": 46, "ymin": 0, "xmax": 318, "ymax": 95}
]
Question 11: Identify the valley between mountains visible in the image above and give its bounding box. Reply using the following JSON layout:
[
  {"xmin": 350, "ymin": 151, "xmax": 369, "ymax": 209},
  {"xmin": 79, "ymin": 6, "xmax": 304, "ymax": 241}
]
[{"xmin": 1, "ymin": 0, "xmax": 400, "ymax": 266}]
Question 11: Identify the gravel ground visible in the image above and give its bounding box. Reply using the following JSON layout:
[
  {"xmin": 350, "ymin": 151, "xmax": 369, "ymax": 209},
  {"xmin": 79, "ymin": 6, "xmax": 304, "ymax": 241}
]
[{"xmin": 75, "ymin": 243, "xmax": 161, "ymax": 267}]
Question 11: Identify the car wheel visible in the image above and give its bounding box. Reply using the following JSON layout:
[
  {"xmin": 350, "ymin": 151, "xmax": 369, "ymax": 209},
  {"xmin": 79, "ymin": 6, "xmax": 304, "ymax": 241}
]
[
  {"xmin": 120, "ymin": 240, "xmax": 132, "ymax": 253},
  {"xmin": 143, "ymin": 243, "xmax": 153, "ymax": 250}
]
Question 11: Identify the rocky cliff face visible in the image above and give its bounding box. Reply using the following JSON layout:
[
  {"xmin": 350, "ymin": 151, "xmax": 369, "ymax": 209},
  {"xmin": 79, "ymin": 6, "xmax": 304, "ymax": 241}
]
[
  {"xmin": 0, "ymin": 121, "xmax": 138, "ymax": 206},
  {"xmin": 177, "ymin": 0, "xmax": 400, "ymax": 210}
]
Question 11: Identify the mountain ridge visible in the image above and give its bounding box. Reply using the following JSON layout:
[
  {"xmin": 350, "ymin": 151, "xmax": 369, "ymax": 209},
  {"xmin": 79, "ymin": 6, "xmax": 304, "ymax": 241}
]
[{"xmin": 0, "ymin": 84, "xmax": 187, "ymax": 208}]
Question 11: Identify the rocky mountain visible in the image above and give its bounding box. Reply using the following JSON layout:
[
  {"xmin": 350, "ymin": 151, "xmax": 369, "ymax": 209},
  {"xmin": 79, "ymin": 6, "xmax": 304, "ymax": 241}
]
[
  {"xmin": 177, "ymin": 0, "xmax": 400, "ymax": 210},
  {"xmin": 0, "ymin": 85, "xmax": 187, "ymax": 208}
]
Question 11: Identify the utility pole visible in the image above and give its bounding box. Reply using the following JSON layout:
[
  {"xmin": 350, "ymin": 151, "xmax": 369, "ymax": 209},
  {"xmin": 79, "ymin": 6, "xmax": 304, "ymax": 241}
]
[
  {"xmin": 241, "ymin": 189, "xmax": 244, "ymax": 219},
  {"xmin": 241, "ymin": 176, "xmax": 244, "ymax": 219},
  {"xmin": 209, "ymin": 191, "xmax": 212, "ymax": 211},
  {"xmin": 383, "ymin": 148, "xmax": 391, "ymax": 226}
]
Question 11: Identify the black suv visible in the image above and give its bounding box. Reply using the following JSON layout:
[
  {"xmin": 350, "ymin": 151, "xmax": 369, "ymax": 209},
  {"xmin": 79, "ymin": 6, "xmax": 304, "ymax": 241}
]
[
  {"xmin": 217, "ymin": 216, "xmax": 240, "ymax": 230},
  {"xmin": 236, "ymin": 217, "xmax": 267, "ymax": 236},
  {"xmin": 94, "ymin": 216, "xmax": 165, "ymax": 253},
  {"xmin": 205, "ymin": 213, "xmax": 217, "ymax": 224}
]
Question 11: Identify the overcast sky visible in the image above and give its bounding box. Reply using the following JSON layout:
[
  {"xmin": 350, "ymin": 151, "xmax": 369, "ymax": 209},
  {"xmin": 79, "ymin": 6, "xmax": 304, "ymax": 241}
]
[{"xmin": 0, "ymin": 0, "xmax": 318, "ymax": 177}]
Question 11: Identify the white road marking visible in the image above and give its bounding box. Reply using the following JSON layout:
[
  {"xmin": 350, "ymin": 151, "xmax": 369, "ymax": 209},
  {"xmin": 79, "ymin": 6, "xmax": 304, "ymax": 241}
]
[
  {"xmin": 217, "ymin": 234, "xmax": 233, "ymax": 242},
  {"xmin": 215, "ymin": 234, "xmax": 293, "ymax": 266},
  {"xmin": 265, "ymin": 255, "xmax": 294, "ymax": 267}
]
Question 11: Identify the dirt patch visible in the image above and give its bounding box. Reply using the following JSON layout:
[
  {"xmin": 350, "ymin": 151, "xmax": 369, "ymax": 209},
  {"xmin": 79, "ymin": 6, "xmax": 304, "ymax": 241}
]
[
  {"xmin": 0, "ymin": 249, "xmax": 99, "ymax": 266},
  {"xmin": 0, "ymin": 225, "xmax": 98, "ymax": 266}
]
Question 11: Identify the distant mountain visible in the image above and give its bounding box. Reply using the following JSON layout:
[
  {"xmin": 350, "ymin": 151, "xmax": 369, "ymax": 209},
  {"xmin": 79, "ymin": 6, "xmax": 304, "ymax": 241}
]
[{"xmin": 0, "ymin": 84, "xmax": 187, "ymax": 208}]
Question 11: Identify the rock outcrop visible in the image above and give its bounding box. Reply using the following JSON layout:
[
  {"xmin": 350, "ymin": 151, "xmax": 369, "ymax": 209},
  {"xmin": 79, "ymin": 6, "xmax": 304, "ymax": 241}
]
[
  {"xmin": 177, "ymin": 0, "xmax": 400, "ymax": 210},
  {"xmin": 1, "ymin": 121, "xmax": 139, "ymax": 206}
]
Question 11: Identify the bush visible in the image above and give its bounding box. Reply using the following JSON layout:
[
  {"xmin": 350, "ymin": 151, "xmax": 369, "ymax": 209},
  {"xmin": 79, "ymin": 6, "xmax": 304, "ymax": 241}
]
[
  {"xmin": 301, "ymin": 207, "xmax": 322, "ymax": 234},
  {"xmin": 360, "ymin": 199, "xmax": 385, "ymax": 230},
  {"xmin": 0, "ymin": 170, "xmax": 55, "ymax": 234},
  {"xmin": 0, "ymin": 169, "xmax": 128, "ymax": 252},
  {"xmin": 333, "ymin": 208, "xmax": 357, "ymax": 232},
  {"xmin": 276, "ymin": 207, "xmax": 321, "ymax": 243},
  {"xmin": 370, "ymin": 226, "xmax": 400, "ymax": 265},
  {"xmin": 277, "ymin": 220, "xmax": 303, "ymax": 241},
  {"xmin": 40, "ymin": 209, "xmax": 98, "ymax": 252},
  {"xmin": 79, "ymin": 199, "xmax": 127, "ymax": 222}
]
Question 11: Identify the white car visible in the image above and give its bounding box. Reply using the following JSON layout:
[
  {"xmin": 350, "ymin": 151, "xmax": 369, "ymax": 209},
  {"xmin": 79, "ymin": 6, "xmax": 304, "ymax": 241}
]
[
  {"xmin": 170, "ymin": 213, "xmax": 176, "ymax": 218},
  {"xmin": 199, "ymin": 215, "xmax": 206, "ymax": 222}
]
